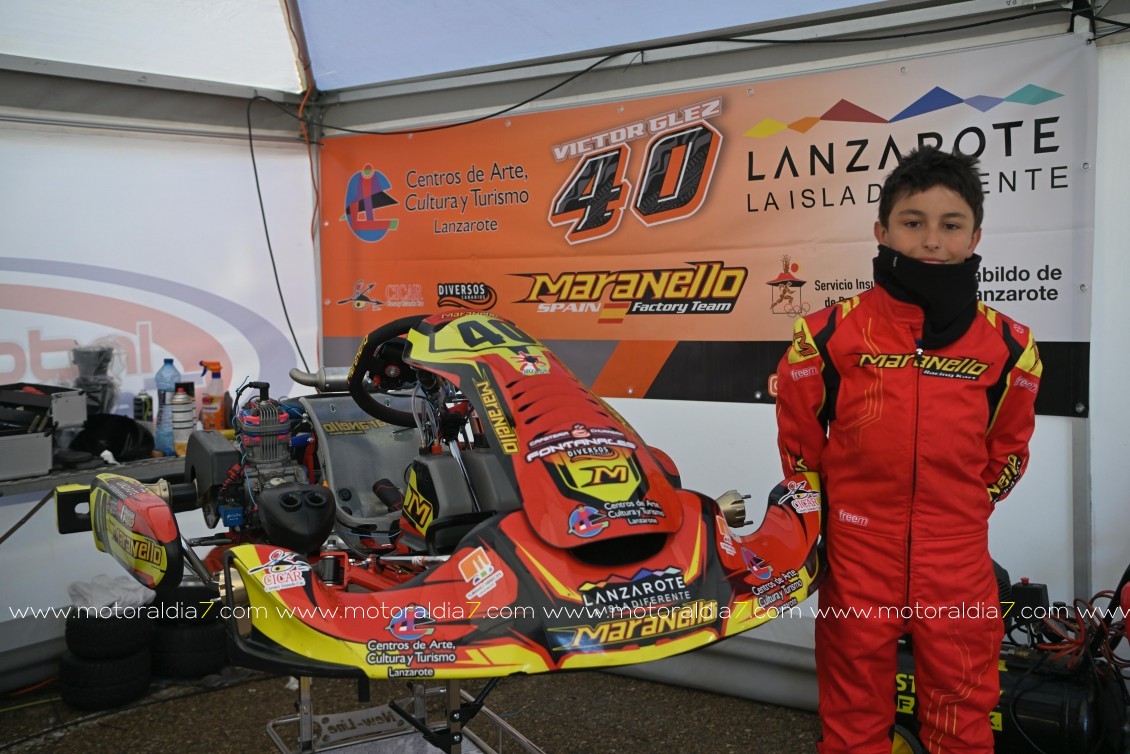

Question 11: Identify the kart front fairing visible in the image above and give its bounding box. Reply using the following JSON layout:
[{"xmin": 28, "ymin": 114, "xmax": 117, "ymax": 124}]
[{"xmin": 223, "ymin": 312, "xmax": 823, "ymax": 680}]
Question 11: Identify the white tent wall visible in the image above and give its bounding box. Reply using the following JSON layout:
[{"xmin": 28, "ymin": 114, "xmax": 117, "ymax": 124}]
[
  {"xmin": 0, "ymin": 81, "xmax": 319, "ymax": 690},
  {"xmin": 1089, "ymin": 38, "xmax": 1130, "ymax": 609}
]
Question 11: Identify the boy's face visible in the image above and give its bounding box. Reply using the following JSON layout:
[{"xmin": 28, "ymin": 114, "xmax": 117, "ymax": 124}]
[{"xmin": 874, "ymin": 185, "xmax": 981, "ymax": 264}]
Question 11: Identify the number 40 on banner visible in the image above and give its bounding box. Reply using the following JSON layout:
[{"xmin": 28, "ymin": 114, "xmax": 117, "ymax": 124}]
[{"xmin": 548, "ymin": 120, "xmax": 722, "ymax": 245}]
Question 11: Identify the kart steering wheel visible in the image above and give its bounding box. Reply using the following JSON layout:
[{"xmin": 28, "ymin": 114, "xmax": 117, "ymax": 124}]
[{"xmin": 347, "ymin": 314, "xmax": 428, "ymax": 428}]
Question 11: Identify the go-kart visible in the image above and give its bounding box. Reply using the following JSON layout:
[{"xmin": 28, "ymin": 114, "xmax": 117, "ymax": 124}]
[{"xmin": 56, "ymin": 311, "xmax": 823, "ymax": 749}]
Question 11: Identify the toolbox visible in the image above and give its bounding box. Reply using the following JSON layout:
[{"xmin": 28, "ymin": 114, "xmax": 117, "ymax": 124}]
[{"xmin": 0, "ymin": 382, "xmax": 87, "ymax": 481}]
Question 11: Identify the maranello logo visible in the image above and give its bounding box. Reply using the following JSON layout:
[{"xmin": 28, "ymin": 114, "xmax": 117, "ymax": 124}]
[
  {"xmin": 342, "ymin": 164, "xmax": 400, "ymax": 243},
  {"xmin": 513, "ymin": 261, "xmax": 746, "ymax": 320}
]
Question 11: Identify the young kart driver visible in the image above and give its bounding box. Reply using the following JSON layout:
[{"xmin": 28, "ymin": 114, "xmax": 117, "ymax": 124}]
[{"xmin": 775, "ymin": 146, "xmax": 1042, "ymax": 753}]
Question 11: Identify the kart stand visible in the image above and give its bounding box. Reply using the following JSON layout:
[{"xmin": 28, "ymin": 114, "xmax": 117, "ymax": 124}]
[{"xmin": 266, "ymin": 676, "xmax": 547, "ymax": 754}]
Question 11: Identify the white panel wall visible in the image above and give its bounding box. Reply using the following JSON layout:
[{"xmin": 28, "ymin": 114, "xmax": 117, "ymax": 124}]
[{"xmin": 1089, "ymin": 41, "xmax": 1130, "ymax": 595}]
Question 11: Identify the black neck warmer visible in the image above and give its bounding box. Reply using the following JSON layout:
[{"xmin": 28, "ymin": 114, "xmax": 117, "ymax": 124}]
[{"xmin": 873, "ymin": 245, "xmax": 981, "ymax": 350}]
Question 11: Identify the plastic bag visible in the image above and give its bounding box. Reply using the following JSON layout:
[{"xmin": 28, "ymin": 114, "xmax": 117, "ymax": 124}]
[{"xmin": 68, "ymin": 573, "xmax": 156, "ymax": 609}]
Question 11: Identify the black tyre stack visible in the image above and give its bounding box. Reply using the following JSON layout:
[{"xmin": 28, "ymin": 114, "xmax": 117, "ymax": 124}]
[
  {"xmin": 150, "ymin": 582, "xmax": 229, "ymax": 679},
  {"xmin": 59, "ymin": 609, "xmax": 154, "ymax": 711}
]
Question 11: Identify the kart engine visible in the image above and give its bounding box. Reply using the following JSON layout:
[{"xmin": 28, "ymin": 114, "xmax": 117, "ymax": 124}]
[{"xmin": 185, "ymin": 381, "xmax": 335, "ymax": 554}]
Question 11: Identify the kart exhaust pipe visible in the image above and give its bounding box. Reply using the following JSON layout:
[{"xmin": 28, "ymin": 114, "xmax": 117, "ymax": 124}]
[
  {"xmin": 289, "ymin": 366, "xmax": 351, "ymax": 393},
  {"xmin": 716, "ymin": 489, "xmax": 749, "ymax": 528}
]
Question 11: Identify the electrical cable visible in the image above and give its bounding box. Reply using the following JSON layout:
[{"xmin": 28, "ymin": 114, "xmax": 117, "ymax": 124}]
[
  {"xmin": 724, "ymin": 7, "xmax": 1079, "ymax": 45},
  {"xmin": 317, "ymin": 52, "xmax": 620, "ymax": 136},
  {"xmin": 0, "ymin": 491, "xmax": 53, "ymax": 549},
  {"xmin": 245, "ymin": 51, "xmax": 617, "ymax": 139},
  {"xmin": 279, "ymin": 0, "xmax": 322, "ymax": 244},
  {"xmin": 245, "ymin": 98, "xmax": 311, "ymax": 372},
  {"xmin": 1006, "ymin": 652, "xmax": 1058, "ymax": 754}
]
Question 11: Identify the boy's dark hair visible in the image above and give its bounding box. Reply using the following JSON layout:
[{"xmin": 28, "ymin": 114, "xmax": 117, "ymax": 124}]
[{"xmin": 877, "ymin": 147, "xmax": 984, "ymax": 230}]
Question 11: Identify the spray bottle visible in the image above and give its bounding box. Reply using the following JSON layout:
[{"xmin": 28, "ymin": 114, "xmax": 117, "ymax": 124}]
[{"xmin": 199, "ymin": 360, "xmax": 228, "ymax": 431}]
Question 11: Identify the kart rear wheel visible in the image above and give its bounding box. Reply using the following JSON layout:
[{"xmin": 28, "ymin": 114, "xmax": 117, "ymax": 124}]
[
  {"xmin": 891, "ymin": 724, "xmax": 926, "ymax": 754},
  {"xmin": 154, "ymin": 582, "xmax": 221, "ymax": 625},
  {"xmin": 151, "ymin": 620, "xmax": 228, "ymax": 678},
  {"xmin": 58, "ymin": 648, "xmax": 151, "ymax": 711},
  {"xmin": 65, "ymin": 612, "xmax": 154, "ymax": 659}
]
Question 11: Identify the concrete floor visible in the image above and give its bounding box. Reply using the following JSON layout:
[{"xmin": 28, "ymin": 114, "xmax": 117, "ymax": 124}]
[{"xmin": 0, "ymin": 666, "xmax": 822, "ymax": 753}]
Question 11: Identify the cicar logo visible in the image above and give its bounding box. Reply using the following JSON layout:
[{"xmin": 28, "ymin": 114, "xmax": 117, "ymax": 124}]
[{"xmin": 338, "ymin": 279, "xmax": 383, "ymax": 310}]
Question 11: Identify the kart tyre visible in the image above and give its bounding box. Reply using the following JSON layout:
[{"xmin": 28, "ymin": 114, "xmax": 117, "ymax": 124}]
[
  {"xmin": 153, "ymin": 583, "xmax": 220, "ymax": 625},
  {"xmin": 65, "ymin": 612, "xmax": 154, "ymax": 660},
  {"xmin": 150, "ymin": 620, "xmax": 228, "ymax": 678},
  {"xmin": 891, "ymin": 724, "xmax": 926, "ymax": 754},
  {"xmin": 58, "ymin": 648, "xmax": 151, "ymax": 711}
]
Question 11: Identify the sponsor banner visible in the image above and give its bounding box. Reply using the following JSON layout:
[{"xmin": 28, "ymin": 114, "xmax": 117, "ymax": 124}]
[{"xmin": 319, "ymin": 36, "xmax": 1094, "ymax": 415}]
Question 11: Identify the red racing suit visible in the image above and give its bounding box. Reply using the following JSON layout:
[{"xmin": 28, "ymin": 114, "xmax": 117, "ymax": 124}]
[{"xmin": 775, "ymin": 285, "xmax": 1041, "ymax": 754}]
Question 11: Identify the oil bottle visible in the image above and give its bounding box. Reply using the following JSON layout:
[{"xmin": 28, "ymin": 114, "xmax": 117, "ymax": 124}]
[{"xmin": 199, "ymin": 360, "xmax": 228, "ymax": 431}]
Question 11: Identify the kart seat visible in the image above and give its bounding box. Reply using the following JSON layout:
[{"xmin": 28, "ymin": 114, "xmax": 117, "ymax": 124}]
[
  {"xmin": 461, "ymin": 447, "xmax": 521, "ymax": 514},
  {"xmin": 410, "ymin": 454, "xmax": 492, "ymax": 555}
]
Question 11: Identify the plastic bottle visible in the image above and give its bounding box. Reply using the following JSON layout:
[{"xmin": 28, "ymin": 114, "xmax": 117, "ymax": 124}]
[
  {"xmin": 199, "ymin": 361, "xmax": 227, "ymax": 431},
  {"xmin": 154, "ymin": 358, "xmax": 181, "ymax": 456},
  {"xmin": 170, "ymin": 388, "xmax": 195, "ymax": 457}
]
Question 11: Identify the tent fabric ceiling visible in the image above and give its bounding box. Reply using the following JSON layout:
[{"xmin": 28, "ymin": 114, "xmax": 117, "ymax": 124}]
[
  {"xmin": 0, "ymin": 0, "xmax": 905, "ymax": 98},
  {"xmin": 295, "ymin": 0, "xmax": 895, "ymax": 93},
  {"xmin": 0, "ymin": 0, "xmax": 304, "ymax": 94}
]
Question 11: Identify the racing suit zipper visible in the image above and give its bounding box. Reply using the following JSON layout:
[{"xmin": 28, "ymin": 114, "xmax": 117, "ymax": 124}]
[{"xmin": 905, "ymin": 343, "xmax": 924, "ymax": 608}]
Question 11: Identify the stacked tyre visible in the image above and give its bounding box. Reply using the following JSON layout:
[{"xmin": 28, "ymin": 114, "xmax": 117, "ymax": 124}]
[
  {"xmin": 150, "ymin": 582, "xmax": 229, "ymax": 679},
  {"xmin": 59, "ymin": 608, "xmax": 153, "ymax": 711}
]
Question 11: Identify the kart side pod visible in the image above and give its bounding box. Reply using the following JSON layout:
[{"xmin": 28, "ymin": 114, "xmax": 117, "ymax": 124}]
[
  {"xmin": 83, "ymin": 473, "xmax": 184, "ymax": 591},
  {"xmin": 212, "ymin": 471, "xmax": 826, "ymax": 681}
]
